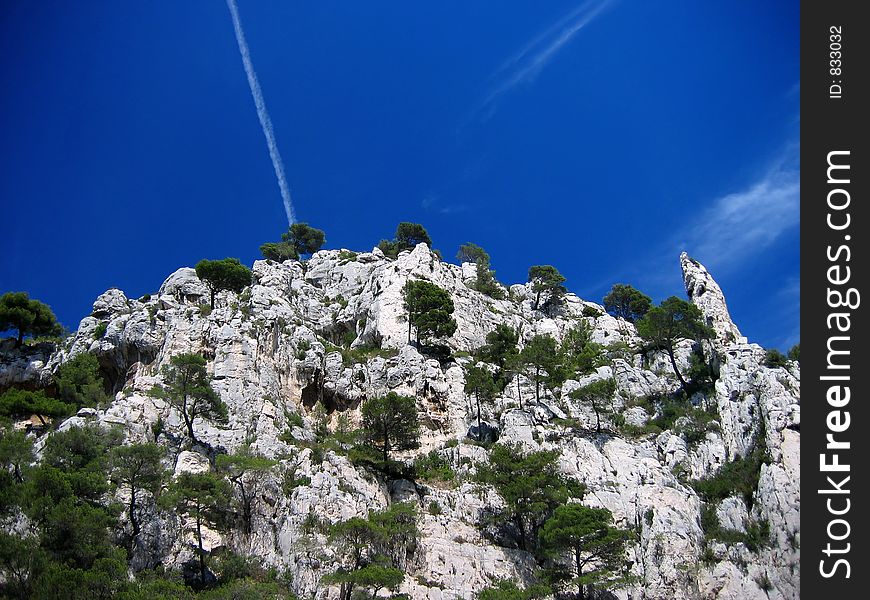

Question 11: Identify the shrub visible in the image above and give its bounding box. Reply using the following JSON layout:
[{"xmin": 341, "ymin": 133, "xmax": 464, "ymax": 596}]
[
  {"xmin": 198, "ymin": 304, "xmax": 212, "ymax": 316},
  {"xmin": 428, "ymin": 501, "xmax": 442, "ymax": 516},
  {"xmin": 582, "ymin": 305, "xmax": 603, "ymax": 318},
  {"xmin": 763, "ymin": 348, "xmax": 789, "ymax": 368},
  {"xmin": 413, "ymin": 450, "xmax": 455, "ymax": 482},
  {"xmin": 691, "ymin": 442, "xmax": 768, "ymax": 509},
  {"xmin": 93, "ymin": 322, "xmax": 108, "ymax": 340}
]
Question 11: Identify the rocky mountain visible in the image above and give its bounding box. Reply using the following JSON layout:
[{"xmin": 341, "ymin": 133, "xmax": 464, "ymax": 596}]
[{"xmin": 1, "ymin": 244, "xmax": 800, "ymax": 599}]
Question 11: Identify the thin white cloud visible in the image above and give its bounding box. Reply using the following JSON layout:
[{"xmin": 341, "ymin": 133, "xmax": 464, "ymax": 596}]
[
  {"xmin": 421, "ymin": 193, "xmax": 467, "ymax": 215},
  {"xmin": 470, "ymin": 0, "xmax": 615, "ymax": 122},
  {"xmin": 681, "ymin": 145, "xmax": 800, "ymax": 271}
]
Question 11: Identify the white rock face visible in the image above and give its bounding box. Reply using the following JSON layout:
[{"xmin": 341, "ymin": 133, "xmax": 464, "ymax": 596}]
[
  {"xmin": 680, "ymin": 252, "xmax": 742, "ymax": 345},
  {"xmin": 0, "ymin": 249, "xmax": 799, "ymax": 599}
]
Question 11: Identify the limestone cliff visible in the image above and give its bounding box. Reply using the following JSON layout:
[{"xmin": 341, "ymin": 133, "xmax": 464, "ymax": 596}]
[{"xmin": 2, "ymin": 245, "xmax": 800, "ymax": 599}]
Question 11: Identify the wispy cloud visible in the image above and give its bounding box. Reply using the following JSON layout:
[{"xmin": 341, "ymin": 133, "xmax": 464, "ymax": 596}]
[
  {"xmin": 679, "ymin": 144, "xmax": 800, "ymax": 271},
  {"xmin": 578, "ymin": 141, "xmax": 800, "ymax": 302},
  {"xmin": 470, "ymin": 0, "xmax": 615, "ymax": 122},
  {"xmin": 421, "ymin": 192, "xmax": 468, "ymax": 215}
]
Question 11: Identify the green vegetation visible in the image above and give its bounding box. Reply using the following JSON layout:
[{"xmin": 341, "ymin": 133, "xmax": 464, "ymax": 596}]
[
  {"xmin": 0, "ymin": 388, "xmax": 74, "ymax": 424},
  {"xmin": 619, "ymin": 396, "xmax": 719, "ymax": 444},
  {"xmin": 0, "ymin": 422, "xmax": 297, "ymax": 598},
  {"xmin": 337, "ymin": 250, "xmax": 358, "ymax": 263},
  {"xmin": 559, "ymin": 322, "xmax": 606, "ymax": 377},
  {"xmin": 602, "ymin": 284, "xmax": 652, "ymax": 323},
  {"xmin": 477, "ymin": 579, "xmax": 551, "ymax": 600},
  {"xmin": 636, "ymin": 296, "xmax": 714, "ymax": 389},
  {"xmin": 108, "ymin": 443, "xmax": 165, "ymax": 540},
  {"xmin": 692, "ymin": 440, "xmax": 769, "ymax": 509},
  {"xmin": 259, "ymin": 241, "xmax": 298, "ymax": 262},
  {"xmin": 464, "ymin": 365, "xmax": 498, "ymax": 435},
  {"xmin": 477, "ymin": 324, "xmax": 520, "ymax": 381},
  {"xmin": 476, "ymin": 443, "xmax": 584, "ymax": 552},
  {"xmin": 149, "ymin": 353, "xmax": 228, "ymax": 444},
  {"xmin": 161, "ymin": 472, "xmax": 232, "ymax": 587},
  {"xmin": 194, "ymin": 258, "xmax": 252, "ymax": 308},
  {"xmin": 763, "ymin": 348, "xmax": 790, "ymax": 368},
  {"xmin": 540, "ymin": 504, "xmax": 633, "ymax": 599},
  {"xmin": 787, "ymin": 343, "xmax": 800, "ymax": 361},
  {"xmin": 324, "ymin": 502, "xmax": 418, "ymax": 600},
  {"xmin": 260, "ymin": 222, "xmax": 326, "ymax": 262},
  {"xmin": 527, "ymin": 265, "xmax": 566, "ymax": 312},
  {"xmin": 457, "ymin": 243, "xmax": 505, "ymax": 299},
  {"xmin": 378, "ymin": 222, "xmax": 432, "ymax": 258},
  {"xmin": 402, "ymin": 280, "xmax": 457, "ymax": 345},
  {"xmin": 215, "ymin": 446, "xmax": 277, "ymax": 534},
  {"xmin": 55, "ymin": 352, "xmax": 108, "ymax": 409},
  {"xmin": 700, "ymin": 505, "xmax": 770, "ymax": 552},
  {"xmin": 569, "ymin": 378, "xmax": 616, "ymax": 433},
  {"xmin": 93, "ymin": 322, "xmax": 108, "ymax": 339},
  {"xmin": 413, "ymin": 449, "xmax": 456, "ymax": 482},
  {"xmin": 0, "ymin": 291, "xmax": 63, "ymax": 347},
  {"xmin": 360, "ymin": 392, "xmax": 420, "ymax": 466},
  {"xmin": 518, "ymin": 334, "xmax": 564, "ymax": 403}
]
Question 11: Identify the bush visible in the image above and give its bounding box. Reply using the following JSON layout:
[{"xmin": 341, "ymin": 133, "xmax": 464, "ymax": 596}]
[
  {"xmin": 582, "ymin": 305, "xmax": 603, "ymax": 318},
  {"xmin": 198, "ymin": 304, "xmax": 212, "ymax": 316},
  {"xmin": 428, "ymin": 501, "xmax": 442, "ymax": 516},
  {"xmin": 763, "ymin": 348, "xmax": 789, "ymax": 368},
  {"xmin": 691, "ymin": 443, "xmax": 768, "ymax": 508},
  {"xmin": 337, "ymin": 250, "xmax": 358, "ymax": 263},
  {"xmin": 93, "ymin": 322, "xmax": 108, "ymax": 340},
  {"xmin": 413, "ymin": 450, "xmax": 455, "ymax": 482}
]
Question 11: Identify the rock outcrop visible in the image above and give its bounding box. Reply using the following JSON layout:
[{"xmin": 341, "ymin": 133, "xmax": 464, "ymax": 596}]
[
  {"xmin": 1, "ymin": 249, "xmax": 799, "ymax": 599},
  {"xmin": 680, "ymin": 252, "xmax": 743, "ymax": 346}
]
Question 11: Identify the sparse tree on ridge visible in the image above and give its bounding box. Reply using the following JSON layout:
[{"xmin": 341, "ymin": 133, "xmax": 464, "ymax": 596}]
[
  {"xmin": 603, "ymin": 284, "xmax": 652, "ymax": 323},
  {"xmin": 378, "ymin": 222, "xmax": 432, "ymax": 258},
  {"xmin": 194, "ymin": 258, "xmax": 252, "ymax": 308},
  {"xmin": 457, "ymin": 243, "xmax": 505, "ymax": 299},
  {"xmin": 260, "ymin": 241, "xmax": 298, "ymax": 262},
  {"xmin": 0, "ymin": 292, "xmax": 63, "ymax": 347},
  {"xmin": 528, "ymin": 266, "xmax": 567, "ymax": 312},
  {"xmin": 286, "ymin": 222, "xmax": 326, "ymax": 256},
  {"xmin": 259, "ymin": 222, "xmax": 326, "ymax": 262}
]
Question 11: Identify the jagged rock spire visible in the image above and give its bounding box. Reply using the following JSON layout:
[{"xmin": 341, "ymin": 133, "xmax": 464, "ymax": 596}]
[{"xmin": 680, "ymin": 252, "xmax": 743, "ymax": 345}]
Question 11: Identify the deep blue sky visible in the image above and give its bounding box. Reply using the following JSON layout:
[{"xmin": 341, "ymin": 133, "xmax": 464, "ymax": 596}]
[{"xmin": 1, "ymin": 1, "xmax": 799, "ymax": 349}]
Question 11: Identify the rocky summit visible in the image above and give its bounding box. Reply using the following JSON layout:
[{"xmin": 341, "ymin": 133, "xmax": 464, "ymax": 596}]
[{"xmin": 1, "ymin": 244, "xmax": 799, "ymax": 599}]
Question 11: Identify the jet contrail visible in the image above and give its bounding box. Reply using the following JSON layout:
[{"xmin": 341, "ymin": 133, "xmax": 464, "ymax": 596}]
[{"xmin": 226, "ymin": 0, "xmax": 296, "ymax": 225}]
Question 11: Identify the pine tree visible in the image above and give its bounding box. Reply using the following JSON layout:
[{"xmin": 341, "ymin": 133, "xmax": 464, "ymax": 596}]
[
  {"xmin": 149, "ymin": 353, "xmax": 228, "ymax": 444},
  {"xmin": 360, "ymin": 392, "xmax": 420, "ymax": 466},
  {"xmin": 194, "ymin": 258, "xmax": 252, "ymax": 308},
  {"xmin": 636, "ymin": 296, "xmax": 714, "ymax": 389},
  {"xmin": 540, "ymin": 504, "xmax": 632, "ymax": 599},
  {"xmin": 0, "ymin": 292, "xmax": 63, "ymax": 347}
]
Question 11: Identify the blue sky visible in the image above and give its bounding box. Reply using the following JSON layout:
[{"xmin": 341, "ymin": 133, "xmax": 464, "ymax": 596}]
[{"xmin": 0, "ymin": 0, "xmax": 799, "ymax": 349}]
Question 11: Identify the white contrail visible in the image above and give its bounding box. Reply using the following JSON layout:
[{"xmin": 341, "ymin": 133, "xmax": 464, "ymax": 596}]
[{"xmin": 226, "ymin": 0, "xmax": 295, "ymax": 225}]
